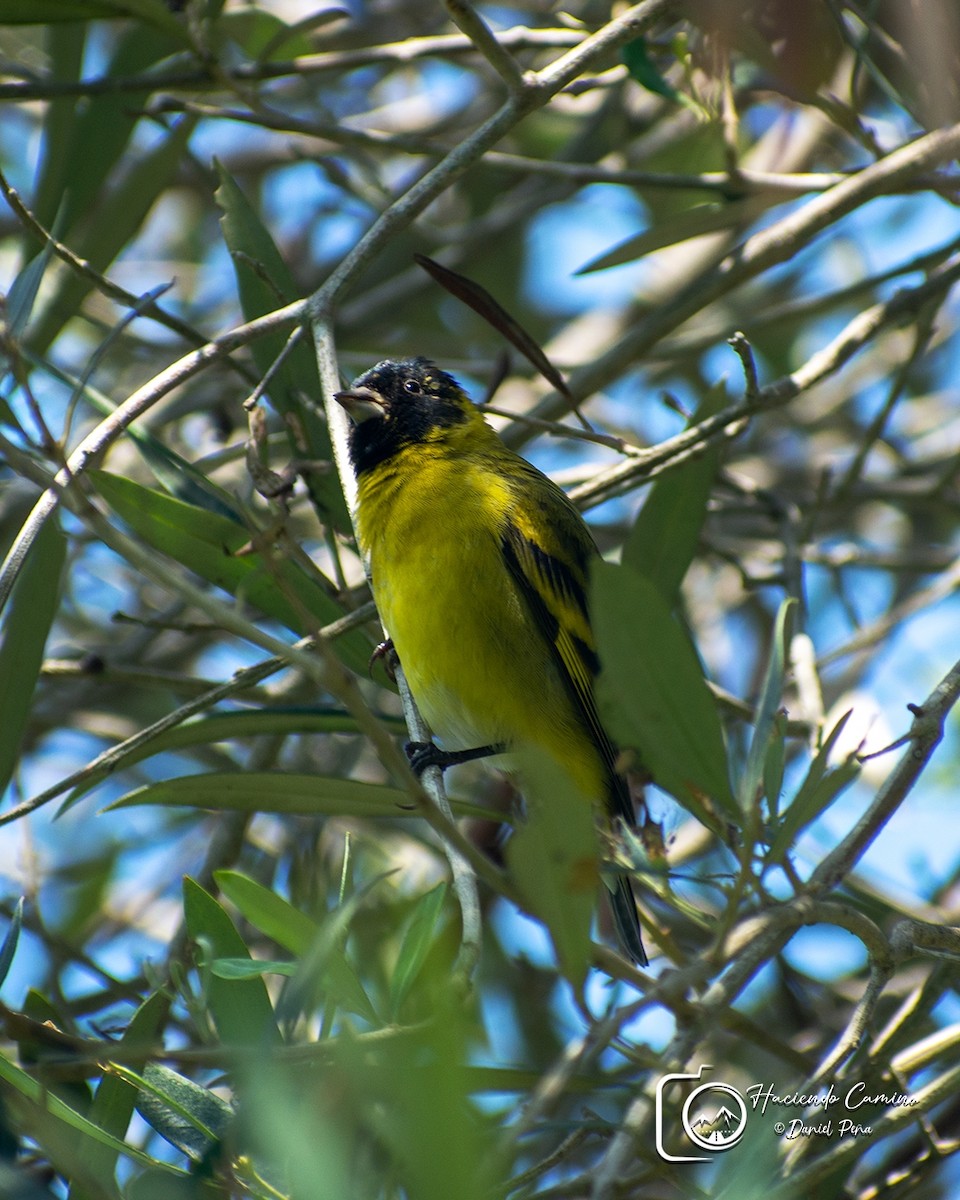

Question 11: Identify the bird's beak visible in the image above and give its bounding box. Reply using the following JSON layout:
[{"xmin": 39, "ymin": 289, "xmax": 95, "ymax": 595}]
[{"xmin": 333, "ymin": 386, "xmax": 387, "ymax": 424}]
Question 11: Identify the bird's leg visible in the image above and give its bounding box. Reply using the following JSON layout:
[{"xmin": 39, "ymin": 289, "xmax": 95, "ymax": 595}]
[
  {"xmin": 369, "ymin": 638, "xmax": 397, "ymax": 682},
  {"xmin": 405, "ymin": 740, "xmax": 506, "ymax": 777}
]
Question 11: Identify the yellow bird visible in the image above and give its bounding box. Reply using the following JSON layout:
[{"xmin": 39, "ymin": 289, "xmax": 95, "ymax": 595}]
[{"xmin": 336, "ymin": 357, "xmax": 647, "ymax": 965}]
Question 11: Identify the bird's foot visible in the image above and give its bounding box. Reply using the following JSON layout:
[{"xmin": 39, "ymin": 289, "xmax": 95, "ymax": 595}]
[{"xmin": 405, "ymin": 740, "xmax": 506, "ymax": 777}]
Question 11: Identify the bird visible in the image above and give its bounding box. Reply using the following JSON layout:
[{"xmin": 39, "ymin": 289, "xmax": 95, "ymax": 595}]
[{"xmin": 335, "ymin": 356, "xmax": 648, "ymax": 966}]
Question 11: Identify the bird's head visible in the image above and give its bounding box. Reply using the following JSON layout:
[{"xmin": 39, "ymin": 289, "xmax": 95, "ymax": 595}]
[{"xmin": 335, "ymin": 357, "xmax": 484, "ymax": 473}]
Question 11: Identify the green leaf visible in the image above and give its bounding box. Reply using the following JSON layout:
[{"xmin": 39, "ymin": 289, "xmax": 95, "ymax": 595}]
[
  {"xmin": 0, "ymin": 1, "xmax": 121, "ymax": 20},
  {"xmin": 506, "ymin": 749, "xmax": 597, "ymax": 987},
  {"xmin": 33, "ymin": 23, "xmax": 183, "ymax": 237},
  {"xmin": 32, "ymin": 115, "xmax": 196, "ymax": 353},
  {"xmin": 210, "ymin": 957, "xmax": 296, "ymax": 980},
  {"xmin": 623, "ymin": 380, "xmax": 726, "ymax": 603},
  {"xmin": 325, "ymin": 985, "xmax": 494, "ymax": 1200},
  {"xmin": 69, "ymin": 992, "xmax": 169, "ymax": 1200},
  {"xmin": 621, "ymin": 36, "xmax": 683, "ymax": 101},
  {"xmin": 277, "ymin": 873, "xmax": 391, "ymax": 1025},
  {"xmin": 576, "ymin": 195, "xmax": 772, "ymax": 275},
  {"xmin": 125, "ymin": 433, "xmax": 245, "ymax": 524},
  {"xmin": 390, "ymin": 883, "xmax": 448, "ymax": 1018},
  {"xmin": 214, "ymin": 7, "xmax": 322, "ymax": 61},
  {"xmin": 107, "ymin": 772, "xmax": 413, "ymax": 817},
  {"xmin": 61, "ymin": 709, "xmax": 392, "ymax": 815},
  {"xmin": 214, "ymin": 870, "xmax": 379, "ymax": 1023},
  {"xmin": 0, "ymin": 898, "xmax": 23, "ymax": 989},
  {"xmin": 0, "ymin": 519, "xmax": 66, "ymax": 797},
  {"xmin": 133, "ymin": 1063, "xmax": 232, "ymax": 1164},
  {"xmin": 182, "ymin": 878, "xmax": 280, "ymax": 1047},
  {"xmin": 214, "ymin": 164, "xmax": 348, "ymax": 529},
  {"xmin": 215, "ymin": 869, "xmax": 318, "ymax": 955},
  {"xmin": 7, "ymin": 238, "xmax": 58, "ymax": 336},
  {"xmin": 762, "ymin": 712, "xmax": 788, "ymax": 820},
  {"xmin": 739, "ymin": 599, "xmax": 796, "ymax": 809},
  {"xmin": 21, "ymin": 355, "xmax": 244, "ymax": 523},
  {"xmin": 592, "ymin": 560, "xmax": 737, "ymax": 826},
  {"xmin": 767, "ymin": 711, "xmax": 861, "ymax": 863},
  {"xmin": 90, "ymin": 469, "xmax": 372, "ymax": 674},
  {"xmin": 0, "ymin": 1054, "xmax": 173, "ymax": 1173}
]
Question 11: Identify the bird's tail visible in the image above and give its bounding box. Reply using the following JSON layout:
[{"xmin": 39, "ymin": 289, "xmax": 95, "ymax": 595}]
[{"xmin": 610, "ymin": 872, "xmax": 648, "ymax": 967}]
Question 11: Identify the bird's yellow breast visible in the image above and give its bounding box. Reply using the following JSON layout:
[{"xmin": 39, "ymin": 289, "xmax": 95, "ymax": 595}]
[{"xmin": 355, "ymin": 444, "xmax": 600, "ymax": 795}]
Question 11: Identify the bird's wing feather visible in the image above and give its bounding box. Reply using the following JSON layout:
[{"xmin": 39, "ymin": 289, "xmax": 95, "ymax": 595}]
[
  {"xmin": 498, "ymin": 476, "xmax": 634, "ymax": 828},
  {"xmin": 501, "ymin": 507, "xmax": 648, "ymax": 966}
]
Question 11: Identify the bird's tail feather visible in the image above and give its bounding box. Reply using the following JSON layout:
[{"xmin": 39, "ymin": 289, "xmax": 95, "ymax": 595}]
[{"xmin": 610, "ymin": 873, "xmax": 648, "ymax": 966}]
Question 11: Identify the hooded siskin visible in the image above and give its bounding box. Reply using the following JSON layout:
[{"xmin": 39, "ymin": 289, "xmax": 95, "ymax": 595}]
[{"xmin": 336, "ymin": 356, "xmax": 647, "ymax": 965}]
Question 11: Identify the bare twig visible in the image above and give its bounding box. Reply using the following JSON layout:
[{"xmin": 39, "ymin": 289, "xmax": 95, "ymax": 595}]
[
  {"xmin": 0, "ymin": 27, "xmax": 586, "ymax": 101},
  {"xmin": 517, "ymin": 120, "xmax": 960, "ymax": 439},
  {"xmin": 570, "ymin": 250, "xmax": 960, "ymax": 508},
  {"xmin": 809, "ymin": 655, "xmax": 960, "ymax": 894}
]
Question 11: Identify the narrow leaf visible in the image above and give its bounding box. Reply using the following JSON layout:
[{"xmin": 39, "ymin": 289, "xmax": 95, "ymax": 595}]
[
  {"xmin": 390, "ymin": 883, "xmax": 448, "ymax": 1017},
  {"xmin": 215, "ymin": 870, "xmax": 318, "ymax": 955},
  {"xmin": 767, "ymin": 711, "xmax": 860, "ymax": 862},
  {"xmin": 592, "ymin": 561, "xmax": 737, "ymax": 825},
  {"xmin": 90, "ymin": 469, "xmax": 371, "ymax": 674},
  {"xmin": 0, "ymin": 1055, "xmax": 171, "ymax": 1172},
  {"xmin": 214, "ymin": 164, "xmax": 347, "ymax": 528},
  {"xmin": 739, "ymin": 599, "xmax": 796, "ymax": 809},
  {"xmin": 576, "ymin": 195, "xmax": 772, "ymax": 275},
  {"xmin": 623, "ymin": 380, "xmax": 726, "ymax": 603},
  {"xmin": 182, "ymin": 878, "xmax": 280, "ymax": 1047},
  {"xmin": 210, "ymin": 957, "xmax": 296, "ymax": 980},
  {"xmin": 70, "ymin": 992, "xmax": 169, "ymax": 1200},
  {"xmin": 0, "ymin": 898, "xmax": 24, "ymax": 989},
  {"xmin": 107, "ymin": 772, "xmax": 413, "ymax": 817},
  {"xmin": 61, "ymin": 711, "xmax": 389, "ymax": 815},
  {"xmin": 134, "ymin": 1063, "xmax": 232, "ymax": 1164},
  {"xmin": 415, "ymin": 254, "xmax": 571, "ymax": 397},
  {"xmin": 506, "ymin": 749, "xmax": 597, "ymax": 987},
  {"xmin": 0, "ymin": 520, "xmax": 66, "ymax": 797}
]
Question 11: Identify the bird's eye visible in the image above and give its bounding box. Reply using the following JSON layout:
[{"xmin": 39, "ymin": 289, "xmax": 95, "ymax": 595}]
[{"xmin": 402, "ymin": 378, "xmax": 422, "ymax": 395}]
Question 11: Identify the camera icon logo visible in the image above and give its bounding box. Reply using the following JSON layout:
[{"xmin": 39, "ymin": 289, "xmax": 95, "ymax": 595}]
[{"xmin": 655, "ymin": 1065, "xmax": 748, "ymax": 1162}]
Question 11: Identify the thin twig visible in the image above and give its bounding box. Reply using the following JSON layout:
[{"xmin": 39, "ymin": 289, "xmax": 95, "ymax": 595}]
[
  {"xmin": 444, "ymin": 0, "xmax": 527, "ymax": 94},
  {"xmin": 515, "ymin": 120, "xmax": 960, "ymax": 441},
  {"xmin": 570, "ymin": 250, "xmax": 960, "ymax": 508},
  {"xmin": 0, "ymin": 27, "xmax": 586, "ymax": 101},
  {"xmin": 809, "ymin": 654, "xmax": 960, "ymax": 894}
]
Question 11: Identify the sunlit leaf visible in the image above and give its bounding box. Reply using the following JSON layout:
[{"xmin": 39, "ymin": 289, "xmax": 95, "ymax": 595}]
[
  {"xmin": 107, "ymin": 772, "xmax": 412, "ymax": 816},
  {"xmin": 217, "ymin": 868, "xmax": 321, "ymax": 953},
  {"xmin": 61, "ymin": 710, "xmax": 394, "ymax": 814},
  {"xmin": 215, "ymin": 868, "xmax": 380, "ymax": 1024},
  {"xmin": 210, "ymin": 957, "xmax": 296, "ymax": 980}
]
